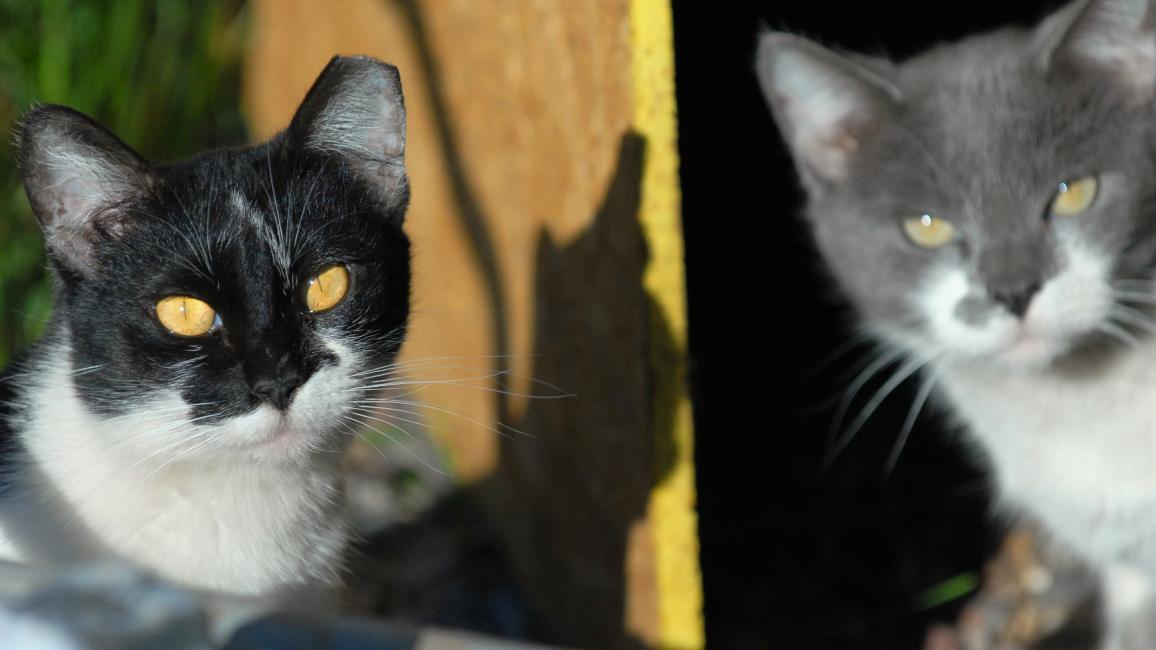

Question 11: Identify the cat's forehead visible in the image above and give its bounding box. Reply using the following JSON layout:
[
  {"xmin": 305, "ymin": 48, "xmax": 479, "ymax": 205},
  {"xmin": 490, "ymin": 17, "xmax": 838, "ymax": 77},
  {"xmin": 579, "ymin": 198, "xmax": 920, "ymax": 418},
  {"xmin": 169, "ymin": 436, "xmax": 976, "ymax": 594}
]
[
  {"xmin": 116, "ymin": 151, "xmax": 362, "ymax": 291},
  {"xmin": 864, "ymin": 58, "xmax": 1133, "ymax": 204},
  {"xmin": 162, "ymin": 152, "xmax": 343, "ymax": 235},
  {"xmin": 899, "ymin": 39, "xmax": 1123, "ymax": 160}
]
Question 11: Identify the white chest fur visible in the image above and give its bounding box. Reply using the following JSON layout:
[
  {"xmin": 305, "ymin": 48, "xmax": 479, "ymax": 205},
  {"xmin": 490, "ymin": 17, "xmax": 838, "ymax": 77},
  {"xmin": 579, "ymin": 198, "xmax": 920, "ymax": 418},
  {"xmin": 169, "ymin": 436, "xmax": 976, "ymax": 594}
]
[
  {"xmin": 939, "ymin": 340, "xmax": 1156, "ymax": 571},
  {"xmin": 0, "ymin": 353, "xmax": 350, "ymax": 597}
]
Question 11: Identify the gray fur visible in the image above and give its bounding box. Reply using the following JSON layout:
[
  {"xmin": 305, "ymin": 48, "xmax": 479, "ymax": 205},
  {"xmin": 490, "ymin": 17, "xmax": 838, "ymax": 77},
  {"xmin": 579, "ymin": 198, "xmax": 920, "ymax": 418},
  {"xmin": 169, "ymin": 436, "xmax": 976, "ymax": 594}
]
[
  {"xmin": 758, "ymin": 0, "xmax": 1156, "ymax": 647},
  {"xmin": 758, "ymin": 0, "xmax": 1156, "ymax": 337}
]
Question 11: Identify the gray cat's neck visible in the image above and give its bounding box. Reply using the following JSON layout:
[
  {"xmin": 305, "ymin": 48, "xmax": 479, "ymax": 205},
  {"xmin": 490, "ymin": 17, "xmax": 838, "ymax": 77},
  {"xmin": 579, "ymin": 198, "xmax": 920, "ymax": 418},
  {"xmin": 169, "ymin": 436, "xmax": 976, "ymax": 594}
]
[{"xmin": 934, "ymin": 336, "xmax": 1156, "ymax": 566}]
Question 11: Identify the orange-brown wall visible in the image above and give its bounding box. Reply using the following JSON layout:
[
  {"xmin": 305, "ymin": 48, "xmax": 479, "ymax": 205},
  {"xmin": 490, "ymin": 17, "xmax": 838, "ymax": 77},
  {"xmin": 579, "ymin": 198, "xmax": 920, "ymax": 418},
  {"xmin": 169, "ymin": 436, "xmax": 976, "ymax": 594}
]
[{"xmin": 245, "ymin": 2, "xmax": 698, "ymax": 647}]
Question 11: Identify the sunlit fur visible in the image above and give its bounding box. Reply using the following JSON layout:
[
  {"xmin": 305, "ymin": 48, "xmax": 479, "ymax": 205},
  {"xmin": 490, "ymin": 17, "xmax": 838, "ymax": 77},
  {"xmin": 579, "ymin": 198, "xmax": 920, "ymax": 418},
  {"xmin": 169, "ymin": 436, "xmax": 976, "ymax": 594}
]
[{"xmin": 0, "ymin": 56, "xmax": 411, "ymax": 599}]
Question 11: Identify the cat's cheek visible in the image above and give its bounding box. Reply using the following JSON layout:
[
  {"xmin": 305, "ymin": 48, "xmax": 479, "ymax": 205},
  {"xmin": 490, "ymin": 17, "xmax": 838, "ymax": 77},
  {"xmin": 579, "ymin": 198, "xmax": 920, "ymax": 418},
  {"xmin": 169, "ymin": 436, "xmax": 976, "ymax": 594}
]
[
  {"xmin": 1027, "ymin": 240, "xmax": 1113, "ymax": 344},
  {"xmin": 287, "ymin": 349, "xmax": 359, "ymax": 435}
]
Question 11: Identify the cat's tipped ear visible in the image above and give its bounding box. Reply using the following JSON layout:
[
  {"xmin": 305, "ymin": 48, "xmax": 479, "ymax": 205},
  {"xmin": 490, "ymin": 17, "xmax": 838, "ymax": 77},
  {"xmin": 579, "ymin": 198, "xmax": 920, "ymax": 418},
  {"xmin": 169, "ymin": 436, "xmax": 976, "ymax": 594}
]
[
  {"xmin": 287, "ymin": 55, "xmax": 408, "ymax": 207},
  {"xmin": 756, "ymin": 32, "xmax": 900, "ymax": 188},
  {"xmin": 17, "ymin": 105, "xmax": 151, "ymax": 277},
  {"xmin": 1040, "ymin": 0, "xmax": 1156, "ymax": 98}
]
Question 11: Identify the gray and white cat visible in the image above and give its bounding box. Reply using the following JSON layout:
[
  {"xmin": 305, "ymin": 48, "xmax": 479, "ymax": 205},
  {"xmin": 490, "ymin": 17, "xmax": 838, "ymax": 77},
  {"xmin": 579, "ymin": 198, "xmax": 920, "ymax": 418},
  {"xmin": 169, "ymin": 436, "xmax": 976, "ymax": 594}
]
[
  {"xmin": 0, "ymin": 56, "xmax": 412, "ymax": 602},
  {"xmin": 758, "ymin": 0, "xmax": 1156, "ymax": 646}
]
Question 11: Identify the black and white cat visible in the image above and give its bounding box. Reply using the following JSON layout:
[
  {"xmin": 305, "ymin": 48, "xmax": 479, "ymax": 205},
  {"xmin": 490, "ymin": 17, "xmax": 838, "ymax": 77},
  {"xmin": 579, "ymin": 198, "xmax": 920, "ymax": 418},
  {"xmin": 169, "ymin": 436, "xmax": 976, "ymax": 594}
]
[
  {"xmin": 757, "ymin": 0, "xmax": 1156, "ymax": 647},
  {"xmin": 0, "ymin": 55, "xmax": 411, "ymax": 600}
]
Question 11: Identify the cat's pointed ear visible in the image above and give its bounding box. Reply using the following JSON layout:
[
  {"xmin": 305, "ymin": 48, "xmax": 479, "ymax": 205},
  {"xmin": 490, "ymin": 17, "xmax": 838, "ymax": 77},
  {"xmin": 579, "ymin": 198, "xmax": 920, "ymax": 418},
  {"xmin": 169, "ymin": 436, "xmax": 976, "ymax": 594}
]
[
  {"xmin": 17, "ymin": 106, "xmax": 152, "ymax": 277},
  {"xmin": 1040, "ymin": 0, "xmax": 1156, "ymax": 98},
  {"xmin": 756, "ymin": 32, "xmax": 901, "ymax": 188},
  {"xmin": 287, "ymin": 55, "xmax": 408, "ymax": 208}
]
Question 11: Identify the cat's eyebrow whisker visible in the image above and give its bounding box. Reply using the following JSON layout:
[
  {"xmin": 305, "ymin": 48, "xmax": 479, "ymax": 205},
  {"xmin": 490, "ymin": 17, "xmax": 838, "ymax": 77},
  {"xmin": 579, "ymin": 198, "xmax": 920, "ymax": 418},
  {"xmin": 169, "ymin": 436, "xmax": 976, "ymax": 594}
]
[
  {"xmin": 260, "ymin": 150, "xmax": 296, "ymax": 283},
  {"xmin": 139, "ymin": 210, "xmax": 216, "ymax": 283},
  {"xmin": 291, "ymin": 161, "xmax": 327, "ymax": 256},
  {"xmin": 165, "ymin": 187, "xmax": 215, "ymax": 273}
]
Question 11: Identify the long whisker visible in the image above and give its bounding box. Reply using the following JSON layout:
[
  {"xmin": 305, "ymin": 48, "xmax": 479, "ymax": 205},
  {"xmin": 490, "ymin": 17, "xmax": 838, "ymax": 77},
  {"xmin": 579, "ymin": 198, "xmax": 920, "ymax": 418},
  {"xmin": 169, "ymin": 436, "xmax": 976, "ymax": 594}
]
[
  {"xmin": 348, "ymin": 354, "xmax": 539, "ymax": 378},
  {"xmin": 885, "ymin": 371, "xmax": 938, "ymax": 474},
  {"xmin": 826, "ymin": 355, "xmax": 926, "ymax": 470},
  {"xmin": 142, "ymin": 429, "xmax": 223, "ymax": 479},
  {"xmin": 826, "ymin": 346, "xmax": 906, "ymax": 450},
  {"xmin": 1109, "ymin": 305, "xmax": 1156, "ymax": 334},
  {"xmin": 355, "ymin": 396, "xmax": 530, "ymax": 438},
  {"xmin": 349, "ymin": 406, "xmax": 429, "ymax": 438},
  {"xmin": 346, "ymin": 414, "xmax": 447, "ymax": 476},
  {"xmin": 1098, "ymin": 321, "xmax": 1142, "ymax": 348}
]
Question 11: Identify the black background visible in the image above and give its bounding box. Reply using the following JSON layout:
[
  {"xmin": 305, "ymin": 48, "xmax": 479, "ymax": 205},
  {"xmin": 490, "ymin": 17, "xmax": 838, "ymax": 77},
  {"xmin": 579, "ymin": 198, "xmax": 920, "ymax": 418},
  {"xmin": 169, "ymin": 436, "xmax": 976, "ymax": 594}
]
[{"xmin": 672, "ymin": 1, "xmax": 1063, "ymax": 648}]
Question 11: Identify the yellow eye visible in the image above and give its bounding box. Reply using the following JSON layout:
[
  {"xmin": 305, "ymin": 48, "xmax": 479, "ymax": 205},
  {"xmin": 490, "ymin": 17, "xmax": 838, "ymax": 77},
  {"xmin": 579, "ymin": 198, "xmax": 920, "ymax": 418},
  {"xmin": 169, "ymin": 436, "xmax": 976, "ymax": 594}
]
[
  {"xmin": 306, "ymin": 264, "xmax": 350, "ymax": 313},
  {"xmin": 155, "ymin": 296, "xmax": 218, "ymax": 337},
  {"xmin": 1050, "ymin": 176, "xmax": 1098, "ymax": 217},
  {"xmin": 903, "ymin": 214, "xmax": 956, "ymax": 249}
]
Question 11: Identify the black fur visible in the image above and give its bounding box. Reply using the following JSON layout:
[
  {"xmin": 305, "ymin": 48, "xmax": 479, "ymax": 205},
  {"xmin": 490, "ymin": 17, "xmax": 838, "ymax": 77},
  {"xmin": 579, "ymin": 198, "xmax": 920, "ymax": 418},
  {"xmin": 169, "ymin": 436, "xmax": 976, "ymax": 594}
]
[{"xmin": 13, "ymin": 55, "xmax": 411, "ymax": 426}]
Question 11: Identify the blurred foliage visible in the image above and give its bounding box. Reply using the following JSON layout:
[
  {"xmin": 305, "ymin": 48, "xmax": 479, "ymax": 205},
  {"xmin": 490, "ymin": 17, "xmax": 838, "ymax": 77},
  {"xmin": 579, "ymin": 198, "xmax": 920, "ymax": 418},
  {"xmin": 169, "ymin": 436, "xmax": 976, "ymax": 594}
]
[{"xmin": 0, "ymin": 0, "xmax": 248, "ymax": 366}]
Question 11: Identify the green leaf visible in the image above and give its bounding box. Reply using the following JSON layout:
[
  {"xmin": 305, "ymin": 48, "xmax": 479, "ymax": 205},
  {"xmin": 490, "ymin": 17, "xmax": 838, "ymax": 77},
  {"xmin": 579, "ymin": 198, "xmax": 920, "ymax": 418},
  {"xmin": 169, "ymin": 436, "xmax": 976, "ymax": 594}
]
[{"xmin": 915, "ymin": 572, "xmax": 978, "ymax": 611}]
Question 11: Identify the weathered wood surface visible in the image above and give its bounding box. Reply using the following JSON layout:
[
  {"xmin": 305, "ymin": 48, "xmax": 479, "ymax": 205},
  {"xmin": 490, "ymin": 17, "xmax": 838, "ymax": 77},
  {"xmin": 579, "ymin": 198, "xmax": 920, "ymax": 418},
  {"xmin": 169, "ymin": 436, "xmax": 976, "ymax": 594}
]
[{"xmin": 245, "ymin": 2, "xmax": 699, "ymax": 647}]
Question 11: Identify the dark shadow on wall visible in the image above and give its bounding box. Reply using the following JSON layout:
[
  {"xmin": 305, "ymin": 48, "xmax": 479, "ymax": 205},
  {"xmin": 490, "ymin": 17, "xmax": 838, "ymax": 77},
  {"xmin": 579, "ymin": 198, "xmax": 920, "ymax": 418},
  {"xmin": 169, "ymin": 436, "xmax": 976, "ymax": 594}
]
[
  {"xmin": 379, "ymin": 2, "xmax": 685, "ymax": 647},
  {"xmin": 345, "ymin": 133, "xmax": 679, "ymax": 649},
  {"xmin": 486, "ymin": 132, "xmax": 675, "ymax": 650}
]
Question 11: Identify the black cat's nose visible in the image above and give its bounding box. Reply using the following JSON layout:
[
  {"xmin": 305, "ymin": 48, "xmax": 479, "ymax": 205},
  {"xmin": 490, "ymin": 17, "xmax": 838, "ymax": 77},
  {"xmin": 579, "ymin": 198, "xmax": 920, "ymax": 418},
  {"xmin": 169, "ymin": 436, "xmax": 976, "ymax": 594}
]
[
  {"xmin": 250, "ymin": 372, "xmax": 304, "ymax": 410},
  {"xmin": 991, "ymin": 282, "xmax": 1041, "ymax": 318}
]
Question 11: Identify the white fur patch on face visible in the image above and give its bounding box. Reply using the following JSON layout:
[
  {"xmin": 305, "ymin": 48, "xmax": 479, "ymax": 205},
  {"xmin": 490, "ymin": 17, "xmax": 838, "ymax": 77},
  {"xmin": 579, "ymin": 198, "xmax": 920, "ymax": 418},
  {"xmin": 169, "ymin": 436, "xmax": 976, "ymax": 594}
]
[
  {"xmin": 1026, "ymin": 236, "xmax": 1114, "ymax": 346},
  {"xmin": 211, "ymin": 338, "xmax": 362, "ymax": 463},
  {"xmin": 95, "ymin": 338, "xmax": 364, "ymax": 467},
  {"xmin": 914, "ymin": 236, "xmax": 1114, "ymax": 368},
  {"xmin": 916, "ymin": 265, "xmax": 1019, "ymax": 358}
]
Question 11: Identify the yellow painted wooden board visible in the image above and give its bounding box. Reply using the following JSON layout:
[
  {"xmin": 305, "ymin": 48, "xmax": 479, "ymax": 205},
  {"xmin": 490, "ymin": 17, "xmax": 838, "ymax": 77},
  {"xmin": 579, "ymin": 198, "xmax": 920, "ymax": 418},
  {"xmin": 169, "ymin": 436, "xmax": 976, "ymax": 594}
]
[
  {"xmin": 631, "ymin": 2, "xmax": 703, "ymax": 646},
  {"xmin": 245, "ymin": 1, "xmax": 701, "ymax": 647}
]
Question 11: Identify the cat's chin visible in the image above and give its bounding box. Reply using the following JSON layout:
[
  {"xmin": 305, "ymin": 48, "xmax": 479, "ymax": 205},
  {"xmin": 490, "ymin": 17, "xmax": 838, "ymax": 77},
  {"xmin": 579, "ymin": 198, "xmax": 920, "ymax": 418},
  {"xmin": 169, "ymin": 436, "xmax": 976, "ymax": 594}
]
[
  {"xmin": 990, "ymin": 335, "xmax": 1068, "ymax": 370},
  {"xmin": 247, "ymin": 423, "xmax": 321, "ymax": 462},
  {"xmin": 217, "ymin": 405, "xmax": 347, "ymax": 465}
]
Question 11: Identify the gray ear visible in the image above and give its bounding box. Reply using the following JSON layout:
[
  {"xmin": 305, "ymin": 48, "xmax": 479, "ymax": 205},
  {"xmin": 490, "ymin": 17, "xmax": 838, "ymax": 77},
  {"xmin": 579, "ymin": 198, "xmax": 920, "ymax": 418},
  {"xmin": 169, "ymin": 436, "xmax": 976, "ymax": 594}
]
[
  {"xmin": 1041, "ymin": 0, "xmax": 1156, "ymax": 97},
  {"xmin": 17, "ymin": 106, "xmax": 151, "ymax": 276},
  {"xmin": 755, "ymin": 32, "xmax": 901, "ymax": 188},
  {"xmin": 287, "ymin": 55, "xmax": 408, "ymax": 209}
]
